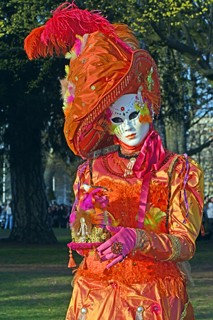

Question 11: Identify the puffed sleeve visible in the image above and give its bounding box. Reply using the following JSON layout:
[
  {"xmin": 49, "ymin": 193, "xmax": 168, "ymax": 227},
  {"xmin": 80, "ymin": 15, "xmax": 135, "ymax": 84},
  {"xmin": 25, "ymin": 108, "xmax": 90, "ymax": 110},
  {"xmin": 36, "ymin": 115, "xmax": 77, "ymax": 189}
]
[{"xmin": 136, "ymin": 156, "xmax": 204, "ymax": 262}]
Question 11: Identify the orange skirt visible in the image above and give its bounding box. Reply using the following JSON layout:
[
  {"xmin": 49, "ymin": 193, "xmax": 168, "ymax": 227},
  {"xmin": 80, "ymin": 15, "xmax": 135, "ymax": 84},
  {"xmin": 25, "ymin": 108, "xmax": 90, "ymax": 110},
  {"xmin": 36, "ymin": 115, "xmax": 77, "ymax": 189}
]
[{"xmin": 66, "ymin": 255, "xmax": 194, "ymax": 320}]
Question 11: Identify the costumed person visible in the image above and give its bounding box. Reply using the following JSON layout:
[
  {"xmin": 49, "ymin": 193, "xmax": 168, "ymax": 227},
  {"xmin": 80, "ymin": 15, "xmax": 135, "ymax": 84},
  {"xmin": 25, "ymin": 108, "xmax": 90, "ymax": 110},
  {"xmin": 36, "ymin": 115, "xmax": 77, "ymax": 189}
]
[
  {"xmin": 4, "ymin": 201, "xmax": 13, "ymax": 230},
  {"xmin": 24, "ymin": 3, "xmax": 204, "ymax": 319}
]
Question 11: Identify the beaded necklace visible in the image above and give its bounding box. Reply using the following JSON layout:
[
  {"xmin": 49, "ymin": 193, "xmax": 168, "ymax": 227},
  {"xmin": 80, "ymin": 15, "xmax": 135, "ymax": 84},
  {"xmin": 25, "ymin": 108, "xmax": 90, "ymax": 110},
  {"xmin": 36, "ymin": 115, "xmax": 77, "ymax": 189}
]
[{"xmin": 102, "ymin": 150, "xmax": 139, "ymax": 178}]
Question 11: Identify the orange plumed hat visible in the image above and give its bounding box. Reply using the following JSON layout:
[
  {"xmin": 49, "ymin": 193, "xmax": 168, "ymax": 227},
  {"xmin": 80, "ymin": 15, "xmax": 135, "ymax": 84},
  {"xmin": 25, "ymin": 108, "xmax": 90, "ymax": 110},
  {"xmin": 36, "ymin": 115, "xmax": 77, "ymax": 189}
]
[{"xmin": 24, "ymin": 2, "xmax": 161, "ymax": 159}]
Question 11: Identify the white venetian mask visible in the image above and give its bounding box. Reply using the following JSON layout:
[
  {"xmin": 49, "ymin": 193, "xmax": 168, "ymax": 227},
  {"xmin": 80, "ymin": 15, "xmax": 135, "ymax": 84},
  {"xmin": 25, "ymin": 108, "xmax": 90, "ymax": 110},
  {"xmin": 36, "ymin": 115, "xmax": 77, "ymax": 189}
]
[{"xmin": 109, "ymin": 94, "xmax": 150, "ymax": 147}]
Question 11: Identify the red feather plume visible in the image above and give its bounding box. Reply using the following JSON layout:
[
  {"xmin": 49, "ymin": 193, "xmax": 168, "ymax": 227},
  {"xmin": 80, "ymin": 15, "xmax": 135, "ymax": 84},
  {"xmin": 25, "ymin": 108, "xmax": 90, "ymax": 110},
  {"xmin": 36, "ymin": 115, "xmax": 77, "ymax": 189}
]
[
  {"xmin": 24, "ymin": 26, "xmax": 46, "ymax": 60},
  {"xmin": 24, "ymin": 2, "xmax": 117, "ymax": 59}
]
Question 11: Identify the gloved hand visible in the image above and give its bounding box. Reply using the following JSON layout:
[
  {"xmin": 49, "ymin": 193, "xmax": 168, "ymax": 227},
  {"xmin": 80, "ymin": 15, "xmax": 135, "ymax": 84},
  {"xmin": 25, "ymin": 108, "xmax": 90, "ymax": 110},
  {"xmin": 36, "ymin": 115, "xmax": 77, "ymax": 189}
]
[{"xmin": 96, "ymin": 226, "xmax": 137, "ymax": 268}]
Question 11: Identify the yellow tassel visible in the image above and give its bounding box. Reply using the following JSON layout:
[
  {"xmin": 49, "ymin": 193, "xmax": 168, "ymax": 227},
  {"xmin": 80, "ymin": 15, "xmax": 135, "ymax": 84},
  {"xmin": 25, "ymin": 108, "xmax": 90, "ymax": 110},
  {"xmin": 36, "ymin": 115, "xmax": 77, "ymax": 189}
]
[{"xmin": 68, "ymin": 249, "xmax": 77, "ymax": 268}]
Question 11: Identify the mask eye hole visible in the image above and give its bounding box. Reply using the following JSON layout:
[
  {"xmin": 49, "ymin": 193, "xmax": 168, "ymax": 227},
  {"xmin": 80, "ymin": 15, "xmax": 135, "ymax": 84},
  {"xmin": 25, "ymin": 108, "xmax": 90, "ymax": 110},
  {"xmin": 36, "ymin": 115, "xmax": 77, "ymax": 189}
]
[
  {"xmin": 129, "ymin": 111, "xmax": 139, "ymax": 120},
  {"xmin": 111, "ymin": 117, "xmax": 123, "ymax": 124}
]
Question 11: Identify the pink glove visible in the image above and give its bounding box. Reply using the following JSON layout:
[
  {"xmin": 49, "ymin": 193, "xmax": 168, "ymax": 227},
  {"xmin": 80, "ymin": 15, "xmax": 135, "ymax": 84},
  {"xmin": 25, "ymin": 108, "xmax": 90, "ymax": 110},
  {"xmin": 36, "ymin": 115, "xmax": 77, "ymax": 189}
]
[{"xmin": 96, "ymin": 226, "xmax": 137, "ymax": 268}]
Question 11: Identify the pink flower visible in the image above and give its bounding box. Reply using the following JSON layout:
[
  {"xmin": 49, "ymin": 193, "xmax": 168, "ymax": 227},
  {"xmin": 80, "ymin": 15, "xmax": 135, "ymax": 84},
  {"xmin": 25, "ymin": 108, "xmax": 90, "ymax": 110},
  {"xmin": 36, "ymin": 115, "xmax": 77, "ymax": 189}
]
[
  {"xmin": 80, "ymin": 193, "xmax": 93, "ymax": 211},
  {"xmin": 79, "ymin": 187, "xmax": 109, "ymax": 211},
  {"xmin": 93, "ymin": 193, "xmax": 109, "ymax": 209},
  {"xmin": 67, "ymin": 95, "xmax": 74, "ymax": 103},
  {"xmin": 150, "ymin": 303, "xmax": 161, "ymax": 314},
  {"xmin": 69, "ymin": 211, "xmax": 77, "ymax": 226}
]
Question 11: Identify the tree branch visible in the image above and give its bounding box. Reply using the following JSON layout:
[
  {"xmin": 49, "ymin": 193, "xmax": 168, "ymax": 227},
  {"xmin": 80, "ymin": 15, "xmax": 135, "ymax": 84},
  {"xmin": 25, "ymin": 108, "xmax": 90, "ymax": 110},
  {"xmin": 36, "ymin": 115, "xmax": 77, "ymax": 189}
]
[{"xmin": 187, "ymin": 138, "xmax": 213, "ymax": 156}]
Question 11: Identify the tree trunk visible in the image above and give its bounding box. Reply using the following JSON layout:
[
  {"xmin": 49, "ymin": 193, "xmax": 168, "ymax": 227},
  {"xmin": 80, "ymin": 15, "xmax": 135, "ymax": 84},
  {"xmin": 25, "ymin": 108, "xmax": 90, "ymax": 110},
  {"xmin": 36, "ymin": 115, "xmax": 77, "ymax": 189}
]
[
  {"xmin": 165, "ymin": 119, "xmax": 186, "ymax": 154},
  {"xmin": 8, "ymin": 104, "xmax": 57, "ymax": 244},
  {"xmin": 154, "ymin": 117, "xmax": 166, "ymax": 147}
]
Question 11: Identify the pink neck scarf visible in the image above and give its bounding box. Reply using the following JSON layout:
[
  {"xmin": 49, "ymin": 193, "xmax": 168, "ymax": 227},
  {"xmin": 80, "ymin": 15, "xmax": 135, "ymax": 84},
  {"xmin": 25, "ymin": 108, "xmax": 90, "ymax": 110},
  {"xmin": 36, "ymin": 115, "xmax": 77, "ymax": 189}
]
[{"xmin": 133, "ymin": 129, "xmax": 166, "ymax": 228}]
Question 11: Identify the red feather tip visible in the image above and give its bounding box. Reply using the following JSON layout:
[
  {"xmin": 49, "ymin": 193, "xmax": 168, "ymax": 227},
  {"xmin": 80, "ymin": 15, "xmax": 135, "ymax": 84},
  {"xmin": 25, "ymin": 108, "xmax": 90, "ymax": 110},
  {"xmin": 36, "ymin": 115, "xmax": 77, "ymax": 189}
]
[
  {"xmin": 24, "ymin": 2, "xmax": 118, "ymax": 59},
  {"xmin": 24, "ymin": 26, "xmax": 46, "ymax": 60}
]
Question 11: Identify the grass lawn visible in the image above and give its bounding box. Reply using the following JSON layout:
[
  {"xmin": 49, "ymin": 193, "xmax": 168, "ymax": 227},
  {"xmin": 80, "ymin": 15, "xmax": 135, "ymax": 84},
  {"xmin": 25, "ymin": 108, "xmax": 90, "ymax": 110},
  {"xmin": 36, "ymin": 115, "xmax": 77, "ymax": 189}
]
[
  {"xmin": 0, "ymin": 229, "xmax": 212, "ymax": 319},
  {"xmin": 0, "ymin": 228, "xmax": 75, "ymax": 320},
  {"xmin": 188, "ymin": 238, "xmax": 213, "ymax": 320}
]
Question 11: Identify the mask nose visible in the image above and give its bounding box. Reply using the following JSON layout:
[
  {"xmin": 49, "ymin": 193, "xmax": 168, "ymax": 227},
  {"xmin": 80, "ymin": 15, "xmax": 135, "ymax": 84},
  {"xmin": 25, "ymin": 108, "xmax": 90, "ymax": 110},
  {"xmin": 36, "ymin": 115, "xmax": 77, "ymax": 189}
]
[{"xmin": 123, "ymin": 118, "xmax": 133, "ymax": 130}]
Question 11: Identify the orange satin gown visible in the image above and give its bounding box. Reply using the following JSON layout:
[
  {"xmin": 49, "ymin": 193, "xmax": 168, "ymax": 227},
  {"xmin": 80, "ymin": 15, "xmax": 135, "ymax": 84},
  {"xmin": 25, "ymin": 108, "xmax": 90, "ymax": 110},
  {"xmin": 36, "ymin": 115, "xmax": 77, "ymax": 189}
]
[{"xmin": 66, "ymin": 151, "xmax": 203, "ymax": 320}]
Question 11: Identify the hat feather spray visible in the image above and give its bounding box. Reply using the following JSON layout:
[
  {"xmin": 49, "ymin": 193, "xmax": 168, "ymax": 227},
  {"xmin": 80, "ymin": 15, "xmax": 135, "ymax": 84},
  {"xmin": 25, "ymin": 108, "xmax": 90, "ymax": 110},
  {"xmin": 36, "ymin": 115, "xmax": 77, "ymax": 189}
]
[{"xmin": 24, "ymin": 2, "xmax": 134, "ymax": 60}]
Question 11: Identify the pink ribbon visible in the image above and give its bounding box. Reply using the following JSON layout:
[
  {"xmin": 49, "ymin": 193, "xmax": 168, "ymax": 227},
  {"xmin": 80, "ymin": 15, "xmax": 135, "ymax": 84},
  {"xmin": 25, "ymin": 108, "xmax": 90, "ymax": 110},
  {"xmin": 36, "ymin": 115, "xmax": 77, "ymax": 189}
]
[
  {"xmin": 133, "ymin": 129, "xmax": 166, "ymax": 228},
  {"xmin": 183, "ymin": 153, "xmax": 189, "ymax": 223}
]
